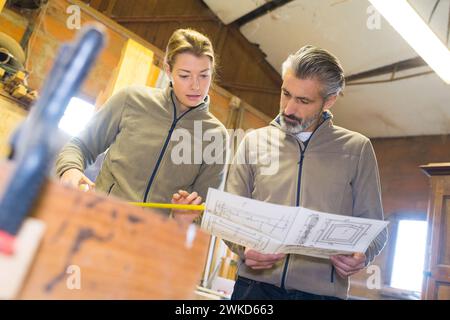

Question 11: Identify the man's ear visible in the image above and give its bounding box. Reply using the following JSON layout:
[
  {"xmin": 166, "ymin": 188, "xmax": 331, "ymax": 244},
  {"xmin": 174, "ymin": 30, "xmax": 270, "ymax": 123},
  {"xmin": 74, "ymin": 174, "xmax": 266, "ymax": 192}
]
[{"xmin": 323, "ymin": 95, "xmax": 338, "ymax": 111}]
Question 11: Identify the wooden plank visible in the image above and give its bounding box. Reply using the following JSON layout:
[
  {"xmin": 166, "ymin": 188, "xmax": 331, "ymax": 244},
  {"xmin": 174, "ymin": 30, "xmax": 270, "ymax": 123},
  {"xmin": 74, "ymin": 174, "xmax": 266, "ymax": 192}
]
[
  {"xmin": 208, "ymin": 89, "xmax": 233, "ymax": 128},
  {"xmin": 0, "ymin": 161, "xmax": 210, "ymax": 299},
  {"xmin": 111, "ymin": 38, "xmax": 154, "ymax": 94},
  {"xmin": 95, "ymin": 38, "xmax": 154, "ymax": 107},
  {"xmin": 103, "ymin": 0, "xmax": 117, "ymax": 16},
  {"xmin": 220, "ymin": 81, "xmax": 280, "ymax": 95},
  {"xmin": 146, "ymin": 63, "xmax": 161, "ymax": 88}
]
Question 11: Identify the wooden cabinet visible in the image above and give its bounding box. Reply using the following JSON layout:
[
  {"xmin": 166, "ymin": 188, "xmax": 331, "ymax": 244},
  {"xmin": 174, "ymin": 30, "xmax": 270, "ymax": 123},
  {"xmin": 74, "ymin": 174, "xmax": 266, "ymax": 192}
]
[{"xmin": 421, "ymin": 163, "xmax": 450, "ymax": 300}]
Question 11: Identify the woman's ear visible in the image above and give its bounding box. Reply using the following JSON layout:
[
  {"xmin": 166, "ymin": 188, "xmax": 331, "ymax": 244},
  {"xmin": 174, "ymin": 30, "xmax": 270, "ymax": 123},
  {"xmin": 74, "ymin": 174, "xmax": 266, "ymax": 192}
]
[{"xmin": 164, "ymin": 63, "xmax": 172, "ymax": 81}]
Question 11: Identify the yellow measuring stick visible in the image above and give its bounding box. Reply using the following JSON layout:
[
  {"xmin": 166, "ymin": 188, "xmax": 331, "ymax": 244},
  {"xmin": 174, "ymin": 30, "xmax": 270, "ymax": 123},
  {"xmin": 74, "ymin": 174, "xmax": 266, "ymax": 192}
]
[{"xmin": 129, "ymin": 202, "xmax": 205, "ymax": 211}]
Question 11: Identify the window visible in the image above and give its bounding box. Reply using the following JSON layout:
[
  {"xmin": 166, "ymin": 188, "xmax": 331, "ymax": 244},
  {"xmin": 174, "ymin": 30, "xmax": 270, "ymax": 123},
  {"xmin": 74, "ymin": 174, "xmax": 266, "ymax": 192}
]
[
  {"xmin": 58, "ymin": 97, "xmax": 95, "ymax": 136},
  {"xmin": 390, "ymin": 219, "xmax": 428, "ymax": 292}
]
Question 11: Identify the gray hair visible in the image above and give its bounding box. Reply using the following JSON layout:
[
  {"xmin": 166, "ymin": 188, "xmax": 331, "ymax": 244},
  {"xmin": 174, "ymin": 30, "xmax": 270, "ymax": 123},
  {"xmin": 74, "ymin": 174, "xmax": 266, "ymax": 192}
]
[{"xmin": 281, "ymin": 45, "xmax": 345, "ymax": 99}]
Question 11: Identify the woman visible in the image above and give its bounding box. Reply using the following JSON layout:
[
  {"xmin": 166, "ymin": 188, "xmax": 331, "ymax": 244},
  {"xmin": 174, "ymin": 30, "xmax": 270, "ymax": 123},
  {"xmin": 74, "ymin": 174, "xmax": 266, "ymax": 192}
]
[{"xmin": 55, "ymin": 29, "xmax": 228, "ymax": 217}]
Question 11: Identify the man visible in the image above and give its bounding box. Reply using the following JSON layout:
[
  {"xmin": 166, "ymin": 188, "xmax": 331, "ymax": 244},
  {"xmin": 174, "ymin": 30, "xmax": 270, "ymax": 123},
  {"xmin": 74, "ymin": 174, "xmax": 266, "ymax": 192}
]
[{"xmin": 225, "ymin": 45, "xmax": 387, "ymax": 300}]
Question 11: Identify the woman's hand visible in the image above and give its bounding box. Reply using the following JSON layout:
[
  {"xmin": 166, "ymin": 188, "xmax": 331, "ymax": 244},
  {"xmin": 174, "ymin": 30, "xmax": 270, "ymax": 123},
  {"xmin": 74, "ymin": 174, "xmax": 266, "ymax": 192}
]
[
  {"xmin": 60, "ymin": 168, "xmax": 95, "ymax": 192},
  {"xmin": 171, "ymin": 190, "xmax": 203, "ymax": 226}
]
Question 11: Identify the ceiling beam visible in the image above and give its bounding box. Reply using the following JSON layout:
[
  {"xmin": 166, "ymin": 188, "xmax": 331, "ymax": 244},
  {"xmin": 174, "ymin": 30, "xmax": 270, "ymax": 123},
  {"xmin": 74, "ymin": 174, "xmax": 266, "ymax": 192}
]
[
  {"xmin": 220, "ymin": 81, "xmax": 280, "ymax": 95},
  {"xmin": 428, "ymin": 0, "xmax": 441, "ymax": 23},
  {"xmin": 345, "ymin": 56, "xmax": 428, "ymax": 83},
  {"xmin": 111, "ymin": 15, "xmax": 217, "ymax": 23},
  {"xmin": 447, "ymin": 5, "xmax": 450, "ymax": 45},
  {"xmin": 346, "ymin": 71, "xmax": 434, "ymax": 86},
  {"xmin": 232, "ymin": 0, "xmax": 294, "ymax": 27},
  {"xmin": 104, "ymin": 0, "xmax": 117, "ymax": 16},
  {"xmin": 227, "ymin": 26, "xmax": 282, "ymax": 87}
]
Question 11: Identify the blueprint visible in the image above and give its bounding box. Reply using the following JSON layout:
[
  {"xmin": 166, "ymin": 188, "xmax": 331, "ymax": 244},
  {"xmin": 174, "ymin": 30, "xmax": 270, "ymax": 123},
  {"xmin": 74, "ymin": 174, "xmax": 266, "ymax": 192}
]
[{"xmin": 201, "ymin": 188, "xmax": 388, "ymax": 259}]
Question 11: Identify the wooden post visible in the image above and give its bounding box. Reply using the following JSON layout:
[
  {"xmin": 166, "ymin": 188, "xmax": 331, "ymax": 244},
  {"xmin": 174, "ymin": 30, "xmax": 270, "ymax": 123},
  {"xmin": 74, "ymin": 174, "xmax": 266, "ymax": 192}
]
[
  {"xmin": 95, "ymin": 38, "xmax": 154, "ymax": 107},
  {"xmin": 0, "ymin": 0, "xmax": 6, "ymax": 12}
]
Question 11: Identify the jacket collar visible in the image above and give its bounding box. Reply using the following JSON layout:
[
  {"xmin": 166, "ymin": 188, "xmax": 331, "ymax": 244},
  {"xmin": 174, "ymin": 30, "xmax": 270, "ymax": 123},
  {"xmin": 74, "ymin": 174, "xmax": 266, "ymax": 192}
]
[
  {"xmin": 270, "ymin": 111, "xmax": 333, "ymax": 146},
  {"xmin": 164, "ymin": 85, "xmax": 210, "ymax": 118}
]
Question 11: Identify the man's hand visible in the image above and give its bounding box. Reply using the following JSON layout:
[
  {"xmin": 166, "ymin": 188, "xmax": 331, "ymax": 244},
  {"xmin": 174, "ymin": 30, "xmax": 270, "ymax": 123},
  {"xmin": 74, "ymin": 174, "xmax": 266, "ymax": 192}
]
[
  {"xmin": 60, "ymin": 168, "xmax": 95, "ymax": 191},
  {"xmin": 244, "ymin": 248, "xmax": 286, "ymax": 270},
  {"xmin": 171, "ymin": 190, "xmax": 202, "ymax": 226},
  {"xmin": 330, "ymin": 252, "xmax": 366, "ymax": 278}
]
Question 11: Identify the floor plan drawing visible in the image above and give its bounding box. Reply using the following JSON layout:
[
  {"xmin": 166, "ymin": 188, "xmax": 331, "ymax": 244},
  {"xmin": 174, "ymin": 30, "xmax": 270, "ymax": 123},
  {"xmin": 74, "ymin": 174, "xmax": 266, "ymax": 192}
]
[
  {"xmin": 202, "ymin": 188, "xmax": 389, "ymax": 259},
  {"xmin": 313, "ymin": 219, "xmax": 372, "ymax": 247}
]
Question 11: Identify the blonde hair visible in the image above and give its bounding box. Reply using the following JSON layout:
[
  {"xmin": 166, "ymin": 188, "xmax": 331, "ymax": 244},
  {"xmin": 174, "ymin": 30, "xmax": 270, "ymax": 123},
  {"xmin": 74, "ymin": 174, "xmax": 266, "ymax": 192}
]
[{"xmin": 164, "ymin": 28, "xmax": 216, "ymax": 75}]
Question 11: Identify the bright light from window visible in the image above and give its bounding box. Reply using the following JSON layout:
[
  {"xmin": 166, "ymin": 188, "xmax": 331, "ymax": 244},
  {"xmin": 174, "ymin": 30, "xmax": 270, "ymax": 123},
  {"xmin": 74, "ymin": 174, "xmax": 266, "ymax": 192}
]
[
  {"xmin": 390, "ymin": 219, "xmax": 427, "ymax": 292},
  {"xmin": 58, "ymin": 97, "xmax": 95, "ymax": 136},
  {"xmin": 369, "ymin": 0, "xmax": 450, "ymax": 84}
]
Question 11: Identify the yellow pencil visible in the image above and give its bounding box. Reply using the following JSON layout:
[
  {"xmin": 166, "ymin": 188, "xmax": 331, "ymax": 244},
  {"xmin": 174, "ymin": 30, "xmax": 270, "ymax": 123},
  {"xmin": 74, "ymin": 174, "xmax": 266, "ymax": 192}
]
[{"xmin": 129, "ymin": 202, "xmax": 205, "ymax": 211}]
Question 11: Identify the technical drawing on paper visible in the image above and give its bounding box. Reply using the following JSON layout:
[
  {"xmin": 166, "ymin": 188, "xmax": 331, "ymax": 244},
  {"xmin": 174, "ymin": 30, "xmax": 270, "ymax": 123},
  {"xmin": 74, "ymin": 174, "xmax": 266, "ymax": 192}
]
[
  {"xmin": 313, "ymin": 219, "xmax": 372, "ymax": 248},
  {"xmin": 210, "ymin": 200, "xmax": 296, "ymax": 241},
  {"xmin": 201, "ymin": 188, "xmax": 389, "ymax": 258},
  {"xmin": 202, "ymin": 214, "xmax": 271, "ymax": 251},
  {"xmin": 295, "ymin": 214, "xmax": 319, "ymax": 245}
]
